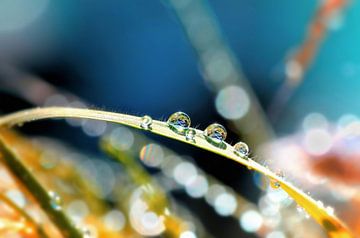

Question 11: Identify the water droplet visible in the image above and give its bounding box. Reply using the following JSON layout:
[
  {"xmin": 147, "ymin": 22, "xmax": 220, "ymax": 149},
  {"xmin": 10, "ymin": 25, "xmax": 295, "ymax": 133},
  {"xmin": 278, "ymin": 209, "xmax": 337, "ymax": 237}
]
[
  {"xmin": 203, "ymin": 123, "xmax": 227, "ymax": 148},
  {"xmin": 270, "ymin": 179, "xmax": 280, "ymax": 189},
  {"xmin": 48, "ymin": 191, "xmax": 62, "ymax": 211},
  {"xmin": 167, "ymin": 112, "xmax": 191, "ymax": 135},
  {"xmin": 270, "ymin": 172, "xmax": 284, "ymax": 189},
  {"xmin": 185, "ymin": 128, "xmax": 196, "ymax": 142},
  {"xmin": 141, "ymin": 115, "xmax": 152, "ymax": 130},
  {"xmin": 233, "ymin": 141, "xmax": 249, "ymax": 157}
]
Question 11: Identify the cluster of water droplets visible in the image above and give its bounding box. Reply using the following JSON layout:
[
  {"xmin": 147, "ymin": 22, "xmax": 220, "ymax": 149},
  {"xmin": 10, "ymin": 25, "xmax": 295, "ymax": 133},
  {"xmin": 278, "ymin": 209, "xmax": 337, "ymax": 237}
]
[
  {"xmin": 139, "ymin": 111, "xmax": 251, "ymax": 159},
  {"xmin": 167, "ymin": 112, "xmax": 197, "ymax": 143},
  {"xmin": 139, "ymin": 112, "xmax": 295, "ymax": 195},
  {"xmin": 163, "ymin": 112, "xmax": 289, "ymax": 201},
  {"xmin": 167, "ymin": 112, "xmax": 251, "ymax": 157},
  {"xmin": 140, "ymin": 112, "xmax": 249, "ymax": 158},
  {"xmin": 120, "ymin": 111, "xmax": 335, "ymax": 236}
]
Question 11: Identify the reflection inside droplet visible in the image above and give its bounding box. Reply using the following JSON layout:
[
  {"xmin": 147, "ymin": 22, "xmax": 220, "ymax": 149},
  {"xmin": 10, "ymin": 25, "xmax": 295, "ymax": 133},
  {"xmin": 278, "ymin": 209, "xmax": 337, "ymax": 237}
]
[
  {"xmin": 167, "ymin": 111, "xmax": 191, "ymax": 135},
  {"xmin": 203, "ymin": 123, "xmax": 227, "ymax": 148}
]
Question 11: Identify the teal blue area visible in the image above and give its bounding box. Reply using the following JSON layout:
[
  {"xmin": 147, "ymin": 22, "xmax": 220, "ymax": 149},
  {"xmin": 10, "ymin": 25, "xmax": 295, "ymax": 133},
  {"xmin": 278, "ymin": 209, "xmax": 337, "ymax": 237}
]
[
  {"xmin": 281, "ymin": 0, "xmax": 360, "ymax": 132},
  {"xmin": 210, "ymin": 0, "xmax": 360, "ymax": 132},
  {"xmin": 6, "ymin": 0, "xmax": 359, "ymax": 134}
]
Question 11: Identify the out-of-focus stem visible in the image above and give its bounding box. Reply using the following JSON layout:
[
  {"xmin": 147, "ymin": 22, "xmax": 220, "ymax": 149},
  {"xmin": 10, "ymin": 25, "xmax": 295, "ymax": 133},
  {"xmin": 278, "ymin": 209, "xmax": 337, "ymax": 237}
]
[
  {"xmin": 268, "ymin": 0, "xmax": 349, "ymax": 122},
  {"xmin": 0, "ymin": 139, "xmax": 83, "ymax": 238},
  {"xmin": 166, "ymin": 0, "xmax": 274, "ymax": 148}
]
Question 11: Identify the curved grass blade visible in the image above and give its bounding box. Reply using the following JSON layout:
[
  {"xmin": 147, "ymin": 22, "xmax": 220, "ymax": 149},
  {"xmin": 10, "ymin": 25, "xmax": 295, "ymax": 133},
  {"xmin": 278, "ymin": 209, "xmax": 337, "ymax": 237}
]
[{"xmin": 0, "ymin": 107, "xmax": 354, "ymax": 237}]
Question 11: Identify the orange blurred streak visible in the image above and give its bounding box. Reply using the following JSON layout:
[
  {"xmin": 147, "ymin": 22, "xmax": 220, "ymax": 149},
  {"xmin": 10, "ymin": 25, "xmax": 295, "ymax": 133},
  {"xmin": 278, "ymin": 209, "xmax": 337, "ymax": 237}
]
[
  {"xmin": 0, "ymin": 218, "xmax": 37, "ymax": 238},
  {"xmin": 288, "ymin": 0, "xmax": 348, "ymax": 85},
  {"xmin": 312, "ymin": 154, "xmax": 360, "ymax": 184}
]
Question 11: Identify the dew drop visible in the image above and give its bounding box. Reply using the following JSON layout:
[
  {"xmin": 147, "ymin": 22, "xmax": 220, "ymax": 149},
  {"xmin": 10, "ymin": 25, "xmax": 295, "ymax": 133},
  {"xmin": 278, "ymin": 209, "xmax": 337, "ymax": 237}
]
[
  {"xmin": 203, "ymin": 123, "xmax": 227, "ymax": 148},
  {"xmin": 185, "ymin": 128, "xmax": 196, "ymax": 142},
  {"xmin": 270, "ymin": 179, "xmax": 281, "ymax": 189},
  {"xmin": 48, "ymin": 191, "xmax": 63, "ymax": 211},
  {"xmin": 167, "ymin": 111, "xmax": 191, "ymax": 135},
  {"xmin": 233, "ymin": 141, "xmax": 249, "ymax": 157},
  {"xmin": 141, "ymin": 115, "xmax": 152, "ymax": 130},
  {"xmin": 270, "ymin": 172, "xmax": 284, "ymax": 189}
]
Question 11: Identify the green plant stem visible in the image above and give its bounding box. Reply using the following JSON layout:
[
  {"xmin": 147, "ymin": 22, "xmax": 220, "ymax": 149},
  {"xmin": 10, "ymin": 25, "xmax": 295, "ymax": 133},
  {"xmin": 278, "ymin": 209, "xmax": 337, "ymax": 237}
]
[
  {"xmin": 0, "ymin": 107, "xmax": 353, "ymax": 237},
  {"xmin": 0, "ymin": 138, "xmax": 83, "ymax": 238}
]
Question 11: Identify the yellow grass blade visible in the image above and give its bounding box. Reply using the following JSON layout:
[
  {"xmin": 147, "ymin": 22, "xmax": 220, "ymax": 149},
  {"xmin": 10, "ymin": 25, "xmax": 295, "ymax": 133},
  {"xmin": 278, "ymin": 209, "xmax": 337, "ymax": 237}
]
[{"xmin": 0, "ymin": 107, "xmax": 354, "ymax": 237}]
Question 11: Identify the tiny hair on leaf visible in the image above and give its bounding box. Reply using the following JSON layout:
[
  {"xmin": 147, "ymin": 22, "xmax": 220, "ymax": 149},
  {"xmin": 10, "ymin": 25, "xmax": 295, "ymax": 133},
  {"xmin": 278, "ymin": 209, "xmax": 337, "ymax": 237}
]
[{"xmin": 0, "ymin": 107, "xmax": 354, "ymax": 238}]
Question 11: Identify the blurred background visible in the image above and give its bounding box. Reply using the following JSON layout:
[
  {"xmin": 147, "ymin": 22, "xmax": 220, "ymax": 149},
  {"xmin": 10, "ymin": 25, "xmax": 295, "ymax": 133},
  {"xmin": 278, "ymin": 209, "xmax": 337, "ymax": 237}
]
[{"xmin": 0, "ymin": 0, "xmax": 360, "ymax": 237}]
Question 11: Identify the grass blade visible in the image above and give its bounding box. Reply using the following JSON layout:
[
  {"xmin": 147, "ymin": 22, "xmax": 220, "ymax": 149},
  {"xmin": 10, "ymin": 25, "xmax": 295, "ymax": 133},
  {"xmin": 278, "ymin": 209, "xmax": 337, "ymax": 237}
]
[{"xmin": 0, "ymin": 107, "xmax": 354, "ymax": 237}]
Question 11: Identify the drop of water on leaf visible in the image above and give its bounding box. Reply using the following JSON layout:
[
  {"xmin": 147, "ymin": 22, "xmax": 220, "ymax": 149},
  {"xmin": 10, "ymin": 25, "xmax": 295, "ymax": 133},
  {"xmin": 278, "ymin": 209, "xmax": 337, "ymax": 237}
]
[
  {"xmin": 185, "ymin": 128, "xmax": 196, "ymax": 142},
  {"xmin": 167, "ymin": 111, "xmax": 191, "ymax": 135},
  {"xmin": 233, "ymin": 141, "xmax": 249, "ymax": 157},
  {"xmin": 270, "ymin": 171, "xmax": 284, "ymax": 189},
  {"xmin": 203, "ymin": 123, "xmax": 227, "ymax": 148},
  {"xmin": 270, "ymin": 179, "xmax": 280, "ymax": 189},
  {"xmin": 141, "ymin": 115, "xmax": 152, "ymax": 130},
  {"xmin": 48, "ymin": 191, "xmax": 62, "ymax": 211}
]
